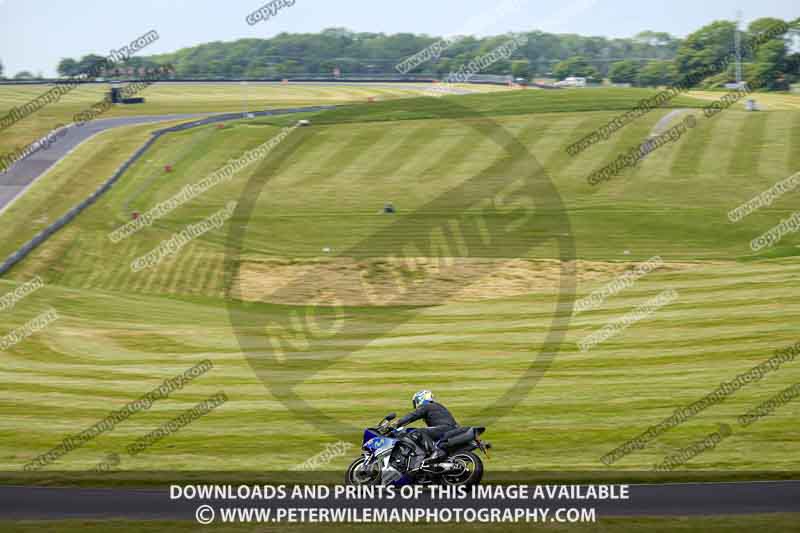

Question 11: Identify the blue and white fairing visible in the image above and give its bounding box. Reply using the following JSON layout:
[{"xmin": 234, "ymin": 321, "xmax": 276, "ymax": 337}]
[
  {"xmin": 361, "ymin": 428, "xmax": 410, "ymax": 485},
  {"xmin": 362, "ymin": 429, "xmax": 396, "ymax": 454}
]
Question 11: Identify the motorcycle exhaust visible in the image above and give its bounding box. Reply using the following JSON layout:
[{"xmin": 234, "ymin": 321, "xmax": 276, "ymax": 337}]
[{"xmin": 422, "ymin": 462, "xmax": 456, "ymax": 473}]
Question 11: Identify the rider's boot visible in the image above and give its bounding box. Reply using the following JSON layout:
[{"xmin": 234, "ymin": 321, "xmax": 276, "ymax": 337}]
[{"xmin": 427, "ymin": 447, "xmax": 447, "ymax": 463}]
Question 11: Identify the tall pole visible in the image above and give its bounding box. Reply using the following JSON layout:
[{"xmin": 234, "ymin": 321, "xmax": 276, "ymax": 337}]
[{"xmin": 735, "ymin": 10, "xmax": 743, "ymax": 86}]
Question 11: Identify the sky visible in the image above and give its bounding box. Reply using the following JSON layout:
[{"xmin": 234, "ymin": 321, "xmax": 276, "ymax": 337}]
[{"xmin": 0, "ymin": 0, "xmax": 797, "ymax": 76}]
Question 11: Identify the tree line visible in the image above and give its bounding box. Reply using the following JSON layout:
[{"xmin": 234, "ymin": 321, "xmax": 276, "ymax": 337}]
[{"xmin": 3, "ymin": 18, "xmax": 797, "ymax": 90}]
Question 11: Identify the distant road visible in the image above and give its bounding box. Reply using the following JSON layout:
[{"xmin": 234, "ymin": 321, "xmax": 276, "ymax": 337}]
[
  {"xmin": 0, "ymin": 82, "xmax": 478, "ymax": 215},
  {"xmin": 0, "ymin": 114, "xmax": 209, "ymax": 214},
  {"xmin": 145, "ymin": 81, "xmax": 476, "ymax": 93}
]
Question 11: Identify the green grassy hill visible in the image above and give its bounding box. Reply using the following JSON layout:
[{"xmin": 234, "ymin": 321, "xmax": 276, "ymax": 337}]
[
  {"xmin": 0, "ymin": 82, "xmax": 480, "ymax": 156},
  {"xmin": 0, "ymin": 88, "xmax": 798, "ymax": 475}
]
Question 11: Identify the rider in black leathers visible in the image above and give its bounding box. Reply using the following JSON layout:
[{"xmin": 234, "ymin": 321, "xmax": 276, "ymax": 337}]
[{"xmin": 394, "ymin": 390, "xmax": 457, "ymax": 461}]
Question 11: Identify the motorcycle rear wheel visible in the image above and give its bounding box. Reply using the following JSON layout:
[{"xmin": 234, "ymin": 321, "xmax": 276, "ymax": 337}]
[{"xmin": 442, "ymin": 451, "xmax": 483, "ymax": 486}]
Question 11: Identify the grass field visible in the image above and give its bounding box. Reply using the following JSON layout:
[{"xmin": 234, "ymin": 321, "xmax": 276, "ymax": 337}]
[
  {"xmin": 0, "ymin": 81, "xmax": 502, "ymax": 157},
  {"xmin": 687, "ymin": 90, "xmax": 800, "ymax": 111},
  {"xmin": 0, "ymin": 88, "xmax": 798, "ymax": 477}
]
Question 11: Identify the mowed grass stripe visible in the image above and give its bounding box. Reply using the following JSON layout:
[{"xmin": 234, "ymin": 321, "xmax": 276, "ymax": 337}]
[
  {"xmin": 0, "ymin": 82, "xmax": 442, "ymax": 167},
  {"xmin": 205, "ymin": 252, "xmax": 227, "ymax": 297},
  {"xmin": 557, "ymin": 112, "xmax": 634, "ymax": 178},
  {"xmin": 573, "ymin": 260, "xmax": 797, "ymax": 297},
  {"xmin": 157, "ymin": 241, "xmax": 197, "ymax": 294},
  {"xmin": 325, "ymin": 122, "xmax": 430, "ymax": 185},
  {"xmin": 149, "ymin": 243, "xmax": 188, "ymax": 295},
  {"xmin": 789, "ymin": 111, "xmax": 800, "ymax": 172},
  {"xmin": 165, "ymin": 243, "xmax": 197, "ymax": 294},
  {"xmin": 571, "ymin": 261, "xmax": 798, "ymax": 305},
  {"xmin": 757, "ymin": 111, "xmax": 793, "ymax": 180},
  {"xmin": 635, "ymin": 110, "xmax": 697, "ymax": 182},
  {"xmin": 567, "ymin": 272, "xmax": 796, "ymax": 357},
  {"xmin": 355, "ymin": 122, "xmax": 446, "ymax": 183},
  {"xmin": 1, "ymin": 266, "xmax": 792, "ymax": 470},
  {"xmin": 182, "ymin": 252, "xmax": 208, "ymax": 295},
  {"xmin": 669, "ymin": 112, "xmax": 714, "ymax": 178},
  {"xmin": 424, "ymin": 120, "xmax": 521, "ymax": 184},
  {"xmin": 125, "ymin": 128, "xmax": 252, "ymax": 217},
  {"xmin": 142, "ymin": 261, "xmax": 161, "ymax": 293},
  {"xmin": 414, "ymin": 125, "xmax": 484, "ymax": 181},
  {"xmin": 582, "ymin": 112, "xmax": 660, "ymax": 204},
  {"xmin": 69, "ymin": 233, "xmax": 119, "ymax": 289},
  {"xmin": 571, "ymin": 297, "xmax": 793, "ymax": 346},
  {"xmin": 124, "ymin": 128, "xmax": 215, "ymax": 211},
  {"xmin": 697, "ymin": 111, "xmax": 745, "ymax": 181},
  {"xmin": 272, "ymin": 126, "xmax": 354, "ymax": 189},
  {"xmin": 314, "ymin": 122, "xmax": 401, "ymax": 183},
  {"xmin": 532, "ymin": 114, "xmax": 595, "ymax": 171},
  {"xmin": 727, "ymin": 112, "xmax": 768, "ymax": 178},
  {"xmin": 2, "ymin": 93, "xmax": 798, "ymax": 471},
  {"xmin": 101, "ymin": 241, "xmax": 136, "ymax": 291},
  {"xmin": 84, "ymin": 254, "xmax": 115, "ymax": 289},
  {"xmin": 287, "ymin": 124, "xmax": 394, "ymax": 190},
  {"xmin": 194, "ymin": 249, "xmax": 218, "ymax": 295},
  {"xmin": 485, "ymin": 116, "xmax": 578, "ymax": 195}
]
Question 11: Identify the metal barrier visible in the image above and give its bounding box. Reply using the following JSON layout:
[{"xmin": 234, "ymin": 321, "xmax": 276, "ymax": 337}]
[{"xmin": 0, "ymin": 105, "xmax": 336, "ymax": 277}]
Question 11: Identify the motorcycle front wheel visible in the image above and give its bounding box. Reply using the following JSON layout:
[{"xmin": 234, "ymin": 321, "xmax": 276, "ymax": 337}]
[
  {"xmin": 345, "ymin": 456, "xmax": 381, "ymax": 485},
  {"xmin": 442, "ymin": 451, "xmax": 483, "ymax": 486}
]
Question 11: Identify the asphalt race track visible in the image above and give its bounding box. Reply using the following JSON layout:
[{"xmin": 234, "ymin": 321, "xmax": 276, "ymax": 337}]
[
  {"xmin": 0, "ymin": 113, "xmax": 210, "ymax": 214},
  {"xmin": 0, "ymin": 481, "xmax": 797, "ymax": 520},
  {"xmin": 0, "ymin": 82, "xmax": 477, "ymax": 214}
]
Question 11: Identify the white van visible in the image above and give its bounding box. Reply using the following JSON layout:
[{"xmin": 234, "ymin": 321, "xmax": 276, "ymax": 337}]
[{"xmin": 554, "ymin": 77, "xmax": 587, "ymax": 88}]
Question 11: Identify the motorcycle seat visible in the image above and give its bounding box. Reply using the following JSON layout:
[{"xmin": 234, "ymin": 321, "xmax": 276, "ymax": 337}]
[
  {"xmin": 440, "ymin": 427, "xmax": 481, "ymax": 450},
  {"xmin": 442, "ymin": 427, "xmax": 471, "ymax": 440}
]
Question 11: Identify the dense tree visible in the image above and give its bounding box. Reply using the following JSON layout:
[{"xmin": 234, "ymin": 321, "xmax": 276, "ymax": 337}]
[
  {"xmin": 673, "ymin": 18, "xmax": 795, "ymax": 89},
  {"xmin": 0, "ymin": 59, "xmax": 4, "ymax": 79},
  {"xmin": 750, "ymin": 39, "xmax": 789, "ymax": 90},
  {"xmin": 57, "ymin": 54, "xmax": 164, "ymax": 79},
  {"xmin": 675, "ymin": 20, "xmax": 737, "ymax": 86},
  {"xmin": 633, "ymin": 31, "xmax": 680, "ymax": 50},
  {"xmin": 745, "ymin": 18, "xmax": 790, "ymax": 90},
  {"xmin": 636, "ymin": 60, "xmax": 679, "ymax": 87},
  {"xmin": 511, "ymin": 60, "xmax": 530, "ymax": 79},
  {"xmin": 48, "ymin": 22, "xmax": 797, "ymax": 90},
  {"xmin": 552, "ymin": 56, "xmax": 599, "ymax": 80},
  {"xmin": 78, "ymin": 54, "xmax": 110, "ymax": 76},
  {"xmin": 57, "ymin": 58, "xmax": 80, "ymax": 77},
  {"xmin": 787, "ymin": 52, "xmax": 800, "ymax": 79},
  {"xmin": 54, "ymin": 27, "xmax": 679, "ymax": 81},
  {"xmin": 13, "ymin": 70, "xmax": 35, "ymax": 79},
  {"xmin": 608, "ymin": 60, "xmax": 640, "ymax": 84},
  {"xmin": 746, "ymin": 17, "xmax": 788, "ymax": 44}
]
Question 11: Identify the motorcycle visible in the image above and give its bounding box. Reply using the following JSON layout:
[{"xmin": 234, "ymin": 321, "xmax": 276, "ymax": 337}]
[{"xmin": 345, "ymin": 412, "xmax": 491, "ymax": 486}]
